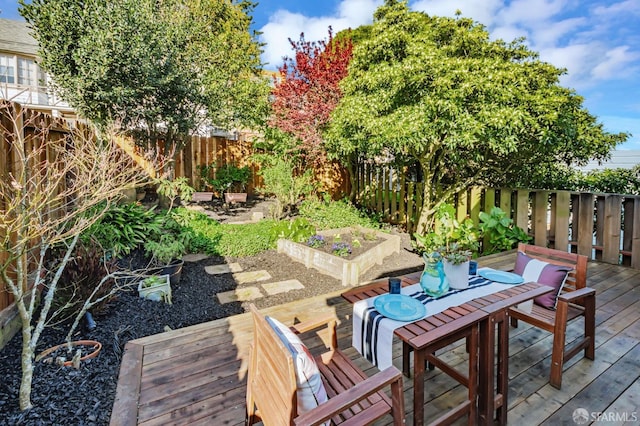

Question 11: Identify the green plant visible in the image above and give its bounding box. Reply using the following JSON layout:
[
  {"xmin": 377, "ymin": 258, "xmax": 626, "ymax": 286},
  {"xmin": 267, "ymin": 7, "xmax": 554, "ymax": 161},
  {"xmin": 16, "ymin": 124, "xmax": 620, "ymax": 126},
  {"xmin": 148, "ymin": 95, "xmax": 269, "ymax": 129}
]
[
  {"xmin": 306, "ymin": 235, "xmax": 326, "ymax": 248},
  {"xmin": 142, "ymin": 276, "xmax": 166, "ymax": 288},
  {"xmin": 257, "ymin": 156, "xmax": 315, "ymax": 219},
  {"xmin": 299, "ymin": 198, "xmax": 381, "ymax": 230},
  {"xmin": 269, "ymin": 217, "xmax": 316, "ymax": 243},
  {"xmin": 479, "ymin": 207, "xmax": 531, "ymax": 254},
  {"xmin": 156, "ymin": 177, "xmax": 195, "ymax": 211},
  {"xmin": 331, "ymin": 242, "xmax": 352, "ymax": 257},
  {"xmin": 144, "ymin": 235, "xmax": 186, "ymax": 265},
  {"xmin": 49, "ymin": 241, "xmax": 118, "ymax": 320},
  {"xmin": 83, "ymin": 203, "xmax": 163, "ymax": 257},
  {"xmin": 414, "ymin": 203, "xmax": 479, "ymax": 264},
  {"xmin": 207, "ymin": 164, "xmax": 251, "ymax": 195}
]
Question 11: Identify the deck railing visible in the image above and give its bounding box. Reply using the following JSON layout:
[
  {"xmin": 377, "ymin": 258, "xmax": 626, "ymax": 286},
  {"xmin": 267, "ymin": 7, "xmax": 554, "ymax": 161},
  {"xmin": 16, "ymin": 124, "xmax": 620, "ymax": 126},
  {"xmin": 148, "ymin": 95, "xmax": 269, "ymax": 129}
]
[{"xmin": 354, "ymin": 164, "xmax": 640, "ymax": 270}]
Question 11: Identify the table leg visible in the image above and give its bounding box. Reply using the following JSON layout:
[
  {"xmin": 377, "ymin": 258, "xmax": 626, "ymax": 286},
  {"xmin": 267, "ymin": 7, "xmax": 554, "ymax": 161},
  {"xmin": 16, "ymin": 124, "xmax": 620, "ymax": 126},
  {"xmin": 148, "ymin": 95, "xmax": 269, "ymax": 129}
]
[
  {"xmin": 403, "ymin": 342, "xmax": 411, "ymax": 377},
  {"xmin": 496, "ymin": 310, "xmax": 509, "ymax": 425},
  {"xmin": 478, "ymin": 316, "xmax": 495, "ymax": 426},
  {"xmin": 413, "ymin": 348, "xmax": 426, "ymax": 426}
]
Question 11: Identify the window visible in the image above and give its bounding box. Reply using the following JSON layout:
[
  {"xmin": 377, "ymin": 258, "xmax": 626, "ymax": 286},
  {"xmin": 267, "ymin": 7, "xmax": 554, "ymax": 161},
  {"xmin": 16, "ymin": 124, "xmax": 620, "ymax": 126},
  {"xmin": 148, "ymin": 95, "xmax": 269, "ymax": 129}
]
[
  {"xmin": 18, "ymin": 58, "xmax": 36, "ymax": 86},
  {"xmin": 0, "ymin": 54, "xmax": 15, "ymax": 84}
]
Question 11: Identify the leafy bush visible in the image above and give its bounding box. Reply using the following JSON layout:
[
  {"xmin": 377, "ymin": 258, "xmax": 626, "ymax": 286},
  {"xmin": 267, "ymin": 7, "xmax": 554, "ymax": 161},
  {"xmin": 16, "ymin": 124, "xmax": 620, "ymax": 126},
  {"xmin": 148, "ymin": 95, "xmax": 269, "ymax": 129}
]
[
  {"xmin": 207, "ymin": 164, "xmax": 251, "ymax": 194},
  {"xmin": 48, "ymin": 241, "xmax": 118, "ymax": 320},
  {"xmin": 269, "ymin": 217, "xmax": 316, "ymax": 243},
  {"xmin": 83, "ymin": 203, "xmax": 162, "ymax": 256},
  {"xmin": 298, "ymin": 198, "xmax": 381, "ymax": 230},
  {"xmin": 258, "ymin": 156, "xmax": 315, "ymax": 219},
  {"xmin": 172, "ymin": 208, "xmax": 276, "ymax": 257},
  {"xmin": 479, "ymin": 207, "xmax": 531, "ymax": 254},
  {"xmin": 156, "ymin": 177, "xmax": 195, "ymax": 209}
]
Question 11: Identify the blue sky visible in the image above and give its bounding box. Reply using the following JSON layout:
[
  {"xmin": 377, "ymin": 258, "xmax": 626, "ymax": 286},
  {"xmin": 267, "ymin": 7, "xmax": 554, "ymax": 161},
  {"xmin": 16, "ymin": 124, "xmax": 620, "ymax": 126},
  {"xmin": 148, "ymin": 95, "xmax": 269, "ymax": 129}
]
[{"xmin": 2, "ymin": 0, "xmax": 639, "ymax": 150}]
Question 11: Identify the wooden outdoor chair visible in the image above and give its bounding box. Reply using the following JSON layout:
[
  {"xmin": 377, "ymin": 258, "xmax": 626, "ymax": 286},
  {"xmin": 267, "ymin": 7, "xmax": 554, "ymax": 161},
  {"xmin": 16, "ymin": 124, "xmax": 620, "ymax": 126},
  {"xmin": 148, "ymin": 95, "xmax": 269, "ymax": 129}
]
[
  {"xmin": 246, "ymin": 304, "xmax": 405, "ymax": 426},
  {"xmin": 508, "ymin": 243, "xmax": 595, "ymax": 389}
]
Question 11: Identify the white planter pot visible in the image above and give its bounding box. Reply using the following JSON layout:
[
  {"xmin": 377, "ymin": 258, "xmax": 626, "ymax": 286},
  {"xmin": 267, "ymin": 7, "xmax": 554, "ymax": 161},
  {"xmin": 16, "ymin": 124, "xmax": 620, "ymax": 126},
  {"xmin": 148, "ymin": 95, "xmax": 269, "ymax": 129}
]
[
  {"xmin": 138, "ymin": 274, "xmax": 172, "ymax": 304},
  {"xmin": 443, "ymin": 260, "xmax": 470, "ymax": 289}
]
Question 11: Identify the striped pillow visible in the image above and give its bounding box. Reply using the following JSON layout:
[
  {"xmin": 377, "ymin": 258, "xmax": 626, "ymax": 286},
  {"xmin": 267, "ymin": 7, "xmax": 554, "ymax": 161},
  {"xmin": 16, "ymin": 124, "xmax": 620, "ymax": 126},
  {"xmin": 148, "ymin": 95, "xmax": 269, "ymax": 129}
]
[
  {"xmin": 514, "ymin": 251, "xmax": 572, "ymax": 309},
  {"xmin": 266, "ymin": 316, "xmax": 329, "ymax": 419}
]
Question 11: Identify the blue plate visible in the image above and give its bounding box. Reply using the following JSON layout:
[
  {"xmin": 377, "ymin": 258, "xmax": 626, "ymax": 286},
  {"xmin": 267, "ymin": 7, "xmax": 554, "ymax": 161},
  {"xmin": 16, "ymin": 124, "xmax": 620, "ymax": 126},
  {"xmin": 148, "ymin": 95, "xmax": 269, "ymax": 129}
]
[
  {"xmin": 374, "ymin": 294, "xmax": 427, "ymax": 322},
  {"xmin": 479, "ymin": 269, "xmax": 524, "ymax": 284}
]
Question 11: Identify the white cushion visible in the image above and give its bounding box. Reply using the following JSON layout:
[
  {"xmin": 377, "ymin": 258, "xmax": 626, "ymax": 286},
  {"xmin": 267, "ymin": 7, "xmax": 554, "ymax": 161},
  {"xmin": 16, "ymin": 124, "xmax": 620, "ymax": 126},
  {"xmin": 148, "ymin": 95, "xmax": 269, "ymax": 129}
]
[{"xmin": 266, "ymin": 316, "xmax": 329, "ymax": 417}]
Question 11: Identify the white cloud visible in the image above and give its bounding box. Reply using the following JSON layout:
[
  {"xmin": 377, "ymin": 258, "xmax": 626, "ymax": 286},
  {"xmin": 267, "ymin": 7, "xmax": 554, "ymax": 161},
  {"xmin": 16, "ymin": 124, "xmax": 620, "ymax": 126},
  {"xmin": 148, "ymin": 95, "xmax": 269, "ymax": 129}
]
[
  {"xmin": 411, "ymin": 0, "xmax": 503, "ymax": 26},
  {"xmin": 591, "ymin": 46, "xmax": 640, "ymax": 80},
  {"xmin": 259, "ymin": 0, "xmax": 382, "ymax": 69}
]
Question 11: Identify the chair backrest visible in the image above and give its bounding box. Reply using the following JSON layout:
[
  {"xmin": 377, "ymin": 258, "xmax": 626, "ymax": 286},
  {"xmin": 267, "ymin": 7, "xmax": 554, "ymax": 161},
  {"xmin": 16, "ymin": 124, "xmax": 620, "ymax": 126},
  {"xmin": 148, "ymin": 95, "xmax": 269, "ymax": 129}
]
[
  {"xmin": 518, "ymin": 243, "xmax": 588, "ymax": 293},
  {"xmin": 248, "ymin": 304, "xmax": 298, "ymax": 425}
]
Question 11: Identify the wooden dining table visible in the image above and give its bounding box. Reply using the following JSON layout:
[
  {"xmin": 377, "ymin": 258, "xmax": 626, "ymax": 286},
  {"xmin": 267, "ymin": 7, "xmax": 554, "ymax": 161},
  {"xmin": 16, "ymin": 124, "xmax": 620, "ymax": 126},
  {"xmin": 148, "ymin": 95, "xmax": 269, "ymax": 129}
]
[{"xmin": 342, "ymin": 271, "xmax": 553, "ymax": 426}]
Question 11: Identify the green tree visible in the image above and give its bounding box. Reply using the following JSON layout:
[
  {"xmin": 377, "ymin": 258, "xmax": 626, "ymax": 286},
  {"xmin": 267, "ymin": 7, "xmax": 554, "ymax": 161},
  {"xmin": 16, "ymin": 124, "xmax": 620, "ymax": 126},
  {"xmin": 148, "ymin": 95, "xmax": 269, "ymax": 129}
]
[
  {"xmin": 20, "ymin": 0, "xmax": 268, "ymax": 160},
  {"xmin": 325, "ymin": 0, "xmax": 627, "ymax": 233}
]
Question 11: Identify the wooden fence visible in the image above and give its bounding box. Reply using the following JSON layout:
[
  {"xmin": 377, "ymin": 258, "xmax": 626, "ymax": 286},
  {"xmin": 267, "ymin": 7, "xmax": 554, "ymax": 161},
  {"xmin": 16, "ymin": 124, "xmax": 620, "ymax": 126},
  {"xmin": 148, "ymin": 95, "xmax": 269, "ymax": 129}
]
[{"xmin": 354, "ymin": 163, "xmax": 640, "ymax": 269}]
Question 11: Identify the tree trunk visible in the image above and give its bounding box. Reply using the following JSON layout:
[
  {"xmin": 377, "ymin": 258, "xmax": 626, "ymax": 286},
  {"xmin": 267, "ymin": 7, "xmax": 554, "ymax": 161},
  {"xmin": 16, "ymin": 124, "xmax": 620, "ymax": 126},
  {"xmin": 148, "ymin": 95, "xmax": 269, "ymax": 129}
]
[{"xmin": 19, "ymin": 319, "xmax": 34, "ymax": 410}]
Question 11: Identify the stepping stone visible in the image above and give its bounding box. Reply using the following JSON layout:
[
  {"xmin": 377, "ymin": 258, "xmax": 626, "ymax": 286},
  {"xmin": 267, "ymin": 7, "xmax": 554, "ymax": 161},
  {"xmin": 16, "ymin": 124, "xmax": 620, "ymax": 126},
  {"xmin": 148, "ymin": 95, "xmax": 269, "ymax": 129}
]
[
  {"xmin": 251, "ymin": 212, "xmax": 264, "ymax": 222},
  {"xmin": 233, "ymin": 270, "xmax": 272, "ymax": 284},
  {"xmin": 182, "ymin": 254, "xmax": 209, "ymax": 262},
  {"xmin": 205, "ymin": 263, "xmax": 243, "ymax": 275},
  {"xmin": 261, "ymin": 279, "xmax": 304, "ymax": 296},
  {"xmin": 226, "ymin": 220, "xmax": 249, "ymax": 225},
  {"xmin": 217, "ymin": 287, "xmax": 263, "ymax": 304}
]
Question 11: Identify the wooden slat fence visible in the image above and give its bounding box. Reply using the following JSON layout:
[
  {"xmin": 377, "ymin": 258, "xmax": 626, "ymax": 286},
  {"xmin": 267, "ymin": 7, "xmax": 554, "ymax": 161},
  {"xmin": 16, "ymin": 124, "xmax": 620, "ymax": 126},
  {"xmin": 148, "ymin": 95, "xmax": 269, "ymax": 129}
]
[{"xmin": 354, "ymin": 163, "xmax": 640, "ymax": 270}]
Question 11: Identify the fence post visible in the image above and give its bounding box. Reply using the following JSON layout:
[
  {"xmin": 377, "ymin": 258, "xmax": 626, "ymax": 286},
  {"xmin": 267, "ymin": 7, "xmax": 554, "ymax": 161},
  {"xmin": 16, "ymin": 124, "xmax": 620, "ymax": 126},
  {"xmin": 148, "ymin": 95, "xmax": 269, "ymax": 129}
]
[
  {"xmin": 533, "ymin": 191, "xmax": 548, "ymax": 247},
  {"xmin": 553, "ymin": 191, "xmax": 570, "ymax": 252},
  {"xmin": 603, "ymin": 195, "xmax": 622, "ymax": 265},
  {"xmin": 577, "ymin": 193, "xmax": 594, "ymax": 258},
  {"xmin": 515, "ymin": 190, "xmax": 529, "ymax": 233}
]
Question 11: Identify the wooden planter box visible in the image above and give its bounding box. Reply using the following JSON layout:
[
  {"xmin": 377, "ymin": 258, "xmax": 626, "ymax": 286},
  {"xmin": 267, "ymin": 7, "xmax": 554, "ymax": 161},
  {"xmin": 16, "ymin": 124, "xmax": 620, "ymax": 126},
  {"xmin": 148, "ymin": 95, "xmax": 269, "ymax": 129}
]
[
  {"xmin": 224, "ymin": 192, "xmax": 247, "ymax": 204},
  {"xmin": 277, "ymin": 227, "xmax": 401, "ymax": 286},
  {"xmin": 192, "ymin": 192, "xmax": 214, "ymax": 202}
]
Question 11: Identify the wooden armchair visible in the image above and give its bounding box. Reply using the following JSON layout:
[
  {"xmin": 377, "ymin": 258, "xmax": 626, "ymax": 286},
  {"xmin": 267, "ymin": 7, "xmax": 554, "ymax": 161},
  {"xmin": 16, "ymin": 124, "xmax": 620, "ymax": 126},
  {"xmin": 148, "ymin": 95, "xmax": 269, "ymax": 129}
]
[
  {"xmin": 508, "ymin": 243, "xmax": 595, "ymax": 389},
  {"xmin": 246, "ymin": 304, "xmax": 405, "ymax": 426}
]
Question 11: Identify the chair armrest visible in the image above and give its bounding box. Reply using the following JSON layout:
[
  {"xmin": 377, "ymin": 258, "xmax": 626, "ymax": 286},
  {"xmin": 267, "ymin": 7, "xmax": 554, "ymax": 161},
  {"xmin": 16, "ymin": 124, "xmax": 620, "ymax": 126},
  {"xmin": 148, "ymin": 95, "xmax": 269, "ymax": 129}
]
[
  {"xmin": 290, "ymin": 312, "xmax": 339, "ymax": 350},
  {"xmin": 557, "ymin": 287, "xmax": 595, "ymax": 304},
  {"xmin": 293, "ymin": 367, "xmax": 404, "ymax": 426},
  {"xmin": 290, "ymin": 312, "xmax": 338, "ymax": 334}
]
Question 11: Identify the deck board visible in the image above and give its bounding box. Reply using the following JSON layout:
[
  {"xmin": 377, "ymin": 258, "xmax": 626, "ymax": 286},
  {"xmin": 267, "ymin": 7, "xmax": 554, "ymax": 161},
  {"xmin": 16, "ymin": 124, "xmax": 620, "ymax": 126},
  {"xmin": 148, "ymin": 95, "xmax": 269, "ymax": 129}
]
[{"xmin": 110, "ymin": 252, "xmax": 640, "ymax": 425}]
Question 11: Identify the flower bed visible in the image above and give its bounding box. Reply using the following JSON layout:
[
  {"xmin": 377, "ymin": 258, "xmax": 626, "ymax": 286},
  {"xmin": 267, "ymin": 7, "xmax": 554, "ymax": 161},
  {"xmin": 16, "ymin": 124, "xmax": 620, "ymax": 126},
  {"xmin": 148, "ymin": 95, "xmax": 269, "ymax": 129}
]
[{"xmin": 276, "ymin": 226, "xmax": 401, "ymax": 286}]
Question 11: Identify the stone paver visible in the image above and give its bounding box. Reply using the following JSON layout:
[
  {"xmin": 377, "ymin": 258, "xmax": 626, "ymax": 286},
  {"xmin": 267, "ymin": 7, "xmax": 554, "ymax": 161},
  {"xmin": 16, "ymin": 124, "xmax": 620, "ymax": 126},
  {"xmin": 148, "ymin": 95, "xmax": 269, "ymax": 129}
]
[
  {"xmin": 261, "ymin": 279, "xmax": 304, "ymax": 296},
  {"xmin": 182, "ymin": 253, "xmax": 209, "ymax": 262},
  {"xmin": 216, "ymin": 287, "xmax": 263, "ymax": 304},
  {"xmin": 205, "ymin": 263, "xmax": 243, "ymax": 275},
  {"xmin": 232, "ymin": 270, "xmax": 272, "ymax": 284}
]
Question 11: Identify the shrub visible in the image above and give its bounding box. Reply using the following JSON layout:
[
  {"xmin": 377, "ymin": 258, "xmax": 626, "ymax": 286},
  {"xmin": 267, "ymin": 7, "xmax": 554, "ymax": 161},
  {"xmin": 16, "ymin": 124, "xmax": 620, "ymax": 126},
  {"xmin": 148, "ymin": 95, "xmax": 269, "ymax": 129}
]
[
  {"xmin": 258, "ymin": 156, "xmax": 315, "ymax": 219},
  {"xmin": 479, "ymin": 207, "xmax": 531, "ymax": 254},
  {"xmin": 269, "ymin": 217, "xmax": 316, "ymax": 243},
  {"xmin": 83, "ymin": 202, "xmax": 162, "ymax": 256},
  {"xmin": 298, "ymin": 198, "xmax": 381, "ymax": 230},
  {"xmin": 48, "ymin": 241, "xmax": 118, "ymax": 320}
]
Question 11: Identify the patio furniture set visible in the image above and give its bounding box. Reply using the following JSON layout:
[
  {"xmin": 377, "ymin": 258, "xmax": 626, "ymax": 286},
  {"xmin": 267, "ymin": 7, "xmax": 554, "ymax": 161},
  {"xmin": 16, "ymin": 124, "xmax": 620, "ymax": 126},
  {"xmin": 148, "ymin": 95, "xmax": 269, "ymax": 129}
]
[{"xmin": 247, "ymin": 244, "xmax": 595, "ymax": 425}]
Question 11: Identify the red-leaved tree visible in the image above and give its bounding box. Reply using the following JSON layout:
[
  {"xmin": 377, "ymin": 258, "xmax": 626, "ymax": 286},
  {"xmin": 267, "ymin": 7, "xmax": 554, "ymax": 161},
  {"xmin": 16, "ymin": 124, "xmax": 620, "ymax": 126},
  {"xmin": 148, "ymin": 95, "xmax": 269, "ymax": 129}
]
[{"xmin": 270, "ymin": 27, "xmax": 353, "ymax": 165}]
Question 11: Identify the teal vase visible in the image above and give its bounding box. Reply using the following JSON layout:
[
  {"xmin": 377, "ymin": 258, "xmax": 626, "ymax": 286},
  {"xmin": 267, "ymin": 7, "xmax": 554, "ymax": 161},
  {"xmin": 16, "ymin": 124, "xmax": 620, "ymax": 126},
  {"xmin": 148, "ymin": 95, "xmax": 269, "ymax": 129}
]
[{"xmin": 420, "ymin": 253, "xmax": 449, "ymax": 297}]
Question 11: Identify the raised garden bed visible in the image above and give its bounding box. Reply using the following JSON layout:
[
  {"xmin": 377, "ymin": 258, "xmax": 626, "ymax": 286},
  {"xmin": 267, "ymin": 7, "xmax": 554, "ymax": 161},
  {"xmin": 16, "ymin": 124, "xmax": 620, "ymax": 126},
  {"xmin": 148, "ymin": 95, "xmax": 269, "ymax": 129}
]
[{"xmin": 277, "ymin": 226, "xmax": 401, "ymax": 286}]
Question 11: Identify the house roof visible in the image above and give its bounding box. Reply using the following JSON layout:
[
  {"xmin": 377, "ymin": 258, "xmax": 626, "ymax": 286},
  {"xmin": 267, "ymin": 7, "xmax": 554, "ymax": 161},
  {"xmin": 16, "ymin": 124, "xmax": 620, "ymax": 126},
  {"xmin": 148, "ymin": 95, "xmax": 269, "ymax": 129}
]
[
  {"xmin": 0, "ymin": 18, "xmax": 38, "ymax": 56},
  {"xmin": 579, "ymin": 150, "xmax": 640, "ymax": 171}
]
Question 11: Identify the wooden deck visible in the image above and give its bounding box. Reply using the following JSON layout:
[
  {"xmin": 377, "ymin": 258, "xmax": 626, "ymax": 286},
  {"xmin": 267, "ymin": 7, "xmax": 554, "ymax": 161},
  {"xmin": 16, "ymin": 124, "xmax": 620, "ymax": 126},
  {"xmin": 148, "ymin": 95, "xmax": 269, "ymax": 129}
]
[{"xmin": 110, "ymin": 251, "xmax": 640, "ymax": 425}]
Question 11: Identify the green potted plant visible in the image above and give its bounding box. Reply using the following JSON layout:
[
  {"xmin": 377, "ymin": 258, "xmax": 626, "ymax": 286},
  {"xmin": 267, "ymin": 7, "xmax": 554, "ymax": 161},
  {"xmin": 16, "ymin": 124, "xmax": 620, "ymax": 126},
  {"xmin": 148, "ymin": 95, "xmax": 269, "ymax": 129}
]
[
  {"xmin": 414, "ymin": 203, "xmax": 479, "ymax": 289},
  {"xmin": 207, "ymin": 164, "xmax": 251, "ymax": 203},
  {"xmin": 144, "ymin": 234, "xmax": 186, "ymax": 286}
]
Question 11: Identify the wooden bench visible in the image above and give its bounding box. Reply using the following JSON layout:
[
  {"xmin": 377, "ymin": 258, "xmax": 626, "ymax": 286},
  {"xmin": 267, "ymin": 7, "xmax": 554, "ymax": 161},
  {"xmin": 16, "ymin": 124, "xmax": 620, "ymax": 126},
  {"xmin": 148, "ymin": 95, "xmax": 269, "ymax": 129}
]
[
  {"xmin": 246, "ymin": 304, "xmax": 405, "ymax": 426},
  {"xmin": 508, "ymin": 244, "xmax": 595, "ymax": 389}
]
